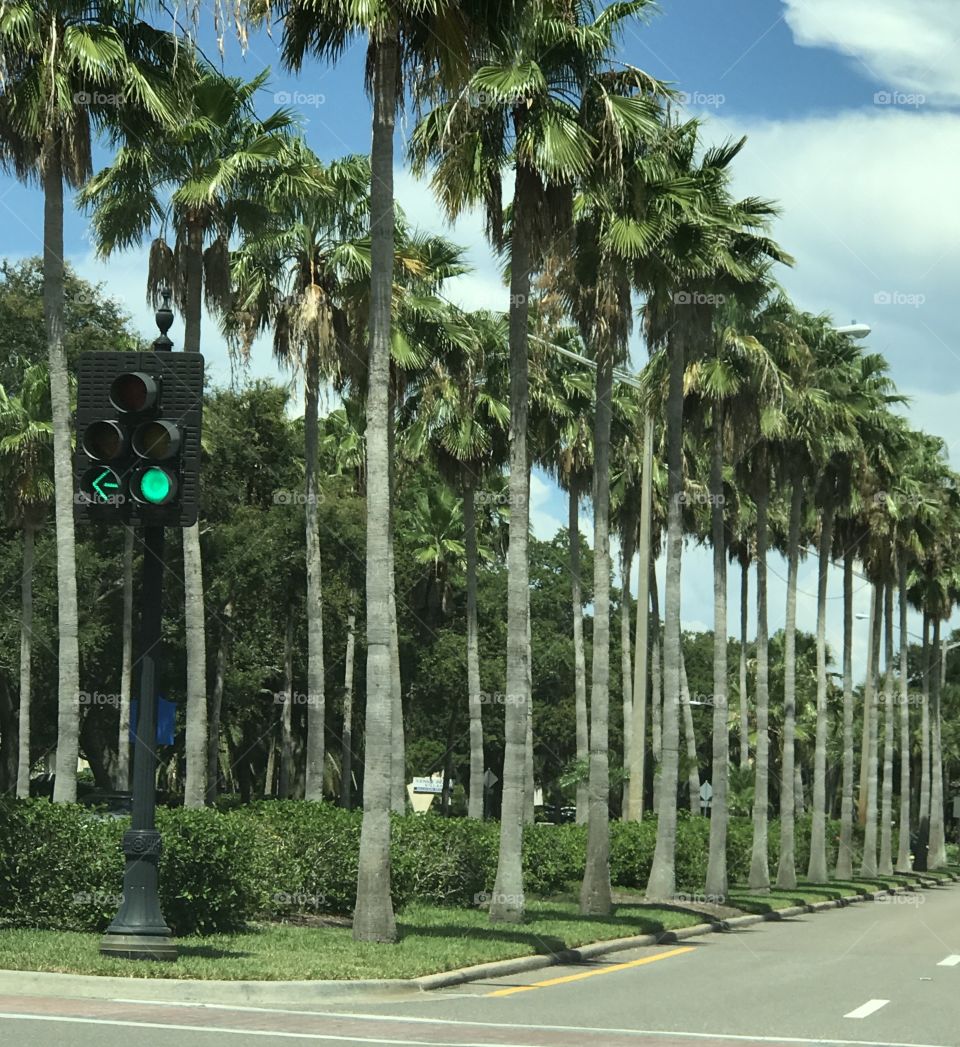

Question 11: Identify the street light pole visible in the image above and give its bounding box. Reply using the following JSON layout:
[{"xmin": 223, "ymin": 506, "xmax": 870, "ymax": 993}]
[{"xmin": 99, "ymin": 295, "xmax": 177, "ymax": 962}]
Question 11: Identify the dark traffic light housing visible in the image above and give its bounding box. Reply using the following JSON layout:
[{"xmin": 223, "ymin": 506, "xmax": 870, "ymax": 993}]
[{"xmin": 75, "ymin": 352, "xmax": 204, "ymax": 527}]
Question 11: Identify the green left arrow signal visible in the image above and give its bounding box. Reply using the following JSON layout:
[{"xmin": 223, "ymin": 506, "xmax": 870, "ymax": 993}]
[{"xmin": 92, "ymin": 469, "xmax": 120, "ymax": 501}]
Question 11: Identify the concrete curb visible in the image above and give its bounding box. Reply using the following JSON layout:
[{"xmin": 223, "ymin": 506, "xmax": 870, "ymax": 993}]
[{"xmin": 1, "ymin": 875, "xmax": 956, "ymax": 1004}]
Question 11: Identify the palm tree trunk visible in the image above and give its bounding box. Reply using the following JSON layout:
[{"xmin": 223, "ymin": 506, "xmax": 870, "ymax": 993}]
[
  {"xmin": 895, "ymin": 558, "xmax": 912, "ymax": 872},
  {"xmin": 776, "ymin": 481, "xmax": 803, "ymax": 890},
  {"xmin": 620, "ymin": 511, "xmax": 635, "ymax": 820},
  {"xmin": 116, "ymin": 527, "xmax": 134, "ymax": 792},
  {"xmin": 795, "ymin": 764, "xmax": 804, "ymax": 818},
  {"xmin": 857, "ymin": 586, "xmax": 877, "ymax": 827},
  {"xmin": 181, "ymin": 214, "xmax": 208, "ymax": 809},
  {"xmin": 464, "ymin": 483, "xmax": 484, "ymax": 818},
  {"xmin": 16, "ymin": 526, "xmax": 35, "ymax": 799},
  {"xmin": 489, "ymin": 168, "xmax": 533, "ymax": 925},
  {"xmin": 808, "ymin": 506, "xmax": 834, "ymax": 882},
  {"xmin": 279, "ymin": 611, "xmax": 294, "ymax": 798},
  {"xmin": 706, "ymin": 402, "xmax": 729, "ymax": 899},
  {"xmin": 749, "ymin": 480, "xmax": 771, "ymax": 891},
  {"xmin": 646, "ymin": 330, "xmax": 684, "ymax": 902},
  {"xmin": 523, "ymin": 582, "xmax": 534, "ymax": 825},
  {"xmin": 353, "ymin": 23, "xmax": 399, "ymax": 943},
  {"xmin": 860, "ymin": 583, "xmax": 882, "ymax": 877},
  {"xmin": 679, "ymin": 652, "xmax": 699, "ymax": 814},
  {"xmin": 581, "ymin": 351, "xmax": 613, "ymax": 914},
  {"xmin": 629, "ymin": 414, "xmax": 653, "ymax": 821},
  {"xmin": 570, "ymin": 483, "xmax": 589, "ymax": 824},
  {"xmin": 651, "ymin": 564, "xmax": 662, "ymax": 811},
  {"xmin": 44, "ymin": 136, "xmax": 80, "ymax": 804},
  {"xmin": 836, "ymin": 549, "xmax": 856, "ymax": 879},
  {"xmin": 387, "ymin": 395, "xmax": 405, "ymax": 814},
  {"xmin": 929, "ymin": 616, "xmax": 947, "ymax": 869},
  {"xmin": 340, "ymin": 608, "xmax": 357, "ymax": 809},
  {"xmin": 879, "ymin": 582, "xmax": 895, "ymax": 875},
  {"xmin": 304, "ymin": 361, "xmax": 326, "ymax": 801},
  {"xmin": 916, "ymin": 613, "xmax": 931, "ymax": 871},
  {"xmin": 739, "ymin": 557, "xmax": 750, "ymax": 770},
  {"xmin": 206, "ymin": 600, "xmax": 231, "ymax": 804}
]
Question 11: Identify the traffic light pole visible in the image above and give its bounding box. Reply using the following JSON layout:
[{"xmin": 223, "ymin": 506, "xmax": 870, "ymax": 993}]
[{"xmin": 99, "ymin": 519, "xmax": 176, "ymax": 959}]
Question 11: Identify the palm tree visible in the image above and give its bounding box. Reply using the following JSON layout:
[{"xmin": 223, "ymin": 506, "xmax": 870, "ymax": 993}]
[
  {"xmin": 0, "ymin": 365, "xmax": 54, "ymax": 798},
  {"xmin": 79, "ymin": 64, "xmax": 307, "ymax": 807},
  {"xmin": 0, "ymin": 0, "xmax": 183, "ymax": 802},
  {"xmin": 413, "ymin": 0, "xmax": 663, "ymax": 923}
]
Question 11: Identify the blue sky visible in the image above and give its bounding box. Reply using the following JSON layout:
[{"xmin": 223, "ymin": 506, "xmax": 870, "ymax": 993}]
[{"xmin": 3, "ymin": 0, "xmax": 959, "ymax": 672}]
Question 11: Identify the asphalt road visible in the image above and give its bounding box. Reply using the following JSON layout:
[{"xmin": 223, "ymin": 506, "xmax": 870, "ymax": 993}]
[{"xmin": 2, "ymin": 883, "xmax": 958, "ymax": 1047}]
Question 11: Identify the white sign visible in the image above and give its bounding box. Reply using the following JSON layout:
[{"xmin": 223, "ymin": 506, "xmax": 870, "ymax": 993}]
[
  {"xmin": 483, "ymin": 769, "xmax": 498, "ymax": 789},
  {"xmin": 699, "ymin": 781, "xmax": 713, "ymax": 802},
  {"xmin": 412, "ymin": 775, "xmax": 444, "ymax": 794}
]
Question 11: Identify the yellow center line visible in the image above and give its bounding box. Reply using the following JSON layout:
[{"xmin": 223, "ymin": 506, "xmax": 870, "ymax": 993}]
[{"xmin": 486, "ymin": 945, "xmax": 696, "ymax": 997}]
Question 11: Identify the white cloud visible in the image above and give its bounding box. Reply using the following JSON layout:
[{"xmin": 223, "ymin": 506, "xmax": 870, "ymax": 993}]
[{"xmin": 783, "ymin": 0, "xmax": 960, "ymax": 102}]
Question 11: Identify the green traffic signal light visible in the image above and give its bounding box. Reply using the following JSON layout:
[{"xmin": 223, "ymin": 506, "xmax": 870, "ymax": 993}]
[
  {"xmin": 132, "ymin": 466, "xmax": 177, "ymax": 506},
  {"xmin": 80, "ymin": 465, "xmax": 124, "ymax": 505}
]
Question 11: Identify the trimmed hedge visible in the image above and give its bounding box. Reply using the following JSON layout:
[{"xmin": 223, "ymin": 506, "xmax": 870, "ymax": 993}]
[{"xmin": 0, "ymin": 798, "xmax": 874, "ymax": 935}]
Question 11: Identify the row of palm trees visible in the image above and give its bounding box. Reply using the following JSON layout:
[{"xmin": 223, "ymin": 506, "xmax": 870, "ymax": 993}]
[{"xmin": 1, "ymin": 1, "xmax": 956, "ymax": 946}]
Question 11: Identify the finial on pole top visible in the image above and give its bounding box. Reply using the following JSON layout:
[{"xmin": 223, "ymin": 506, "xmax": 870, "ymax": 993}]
[{"xmin": 154, "ymin": 288, "xmax": 174, "ymax": 351}]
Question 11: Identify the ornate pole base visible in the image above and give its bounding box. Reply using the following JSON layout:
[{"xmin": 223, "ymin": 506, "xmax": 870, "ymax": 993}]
[{"xmin": 99, "ymin": 829, "xmax": 177, "ymax": 961}]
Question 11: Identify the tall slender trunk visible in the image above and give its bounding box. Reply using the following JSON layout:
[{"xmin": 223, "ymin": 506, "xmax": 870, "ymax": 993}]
[
  {"xmin": 895, "ymin": 559, "xmax": 912, "ymax": 872},
  {"xmin": 353, "ymin": 25, "xmax": 398, "ymax": 943},
  {"xmin": 16, "ymin": 526, "xmax": 35, "ymax": 798},
  {"xmin": 776, "ymin": 481, "xmax": 803, "ymax": 889},
  {"xmin": 739, "ymin": 558, "xmax": 750, "ymax": 770},
  {"xmin": 857, "ymin": 585, "xmax": 877, "ymax": 827},
  {"xmin": 679, "ymin": 651, "xmax": 699, "ymax": 814},
  {"xmin": 859, "ymin": 583, "xmax": 882, "ymax": 877},
  {"xmin": 651, "ymin": 564, "xmax": 662, "ymax": 812},
  {"xmin": 464, "ymin": 483, "xmax": 484, "ymax": 818},
  {"xmin": 489, "ymin": 168, "xmax": 532, "ymax": 925},
  {"xmin": 181, "ymin": 214, "xmax": 207, "ymax": 808},
  {"xmin": 795, "ymin": 764, "xmax": 804, "ymax": 818},
  {"xmin": 304, "ymin": 359, "xmax": 326, "ymax": 801},
  {"xmin": 116, "ymin": 527, "xmax": 134, "ymax": 792},
  {"xmin": 279, "ymin": 611, "xmax": 294, "ymax": 799},
  {"xmin": 620, "ymin": 511, "xmax": 635, "ymax": 820},
  {"xmin": 387, "ymin": 395, "xmax": 405, "ymax": 814},
  {"xmin": 749, "ymin": 481, "xmax": 771, "ymax": 890},
  {"xmin": 808, "ymin": 507, "xmax": 834, "ymax": 882},
  {"xmin": 706, "ymin": 403, "xmax": 729, "ymax": 898},
  {"xmin": 646, "ymin": 330, "xmax": 684, "ymax": 901},
  {"xmin": 581, "ymin": 352, "xmax": 613, "ymax": 914},
  {"xmin": 340, "ymin": 608, "xmax": 357, "ymax": 809},
  {"xmin": 915, "ymin": 613, "xmax": 931, "ymax": 871},
  {"xmin": 929, "ymin": 616, "xmax": 947, "ymax": 869},
  {"xmin": 570, "ymin": 484, "xmax": 590, "ymax": 824},
  {"xmin": 523, "ymin": 581, "xmax": 534, "ymax": 825},
  {"xmin": 206, "ymin": 600, "xmax": 231, "ymax": 804},
  {"xmin": 629, "ymin": 414, "xmax": 653, "ymax": 821},
  {"xmin": 836, "ymin": 550, "xmax": 856, "ymax": 879},
  {"xmin": 879, "ymin": 582, "xmax": 895, "ymax": 875},
  {"xmin": 45, "ymin": 137, "xmax": 80, "ymax": 804}
]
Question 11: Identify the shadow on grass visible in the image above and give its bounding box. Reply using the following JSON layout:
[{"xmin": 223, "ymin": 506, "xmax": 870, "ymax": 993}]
[{"xmin": 174, "ymin": 944, "xmax": 252, "ymax": 960}]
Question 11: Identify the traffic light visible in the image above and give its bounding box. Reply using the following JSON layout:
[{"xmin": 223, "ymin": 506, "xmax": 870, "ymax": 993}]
[{"xmin": 75, "ymin": 351, "xmax": 204, "ymax": 527}]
